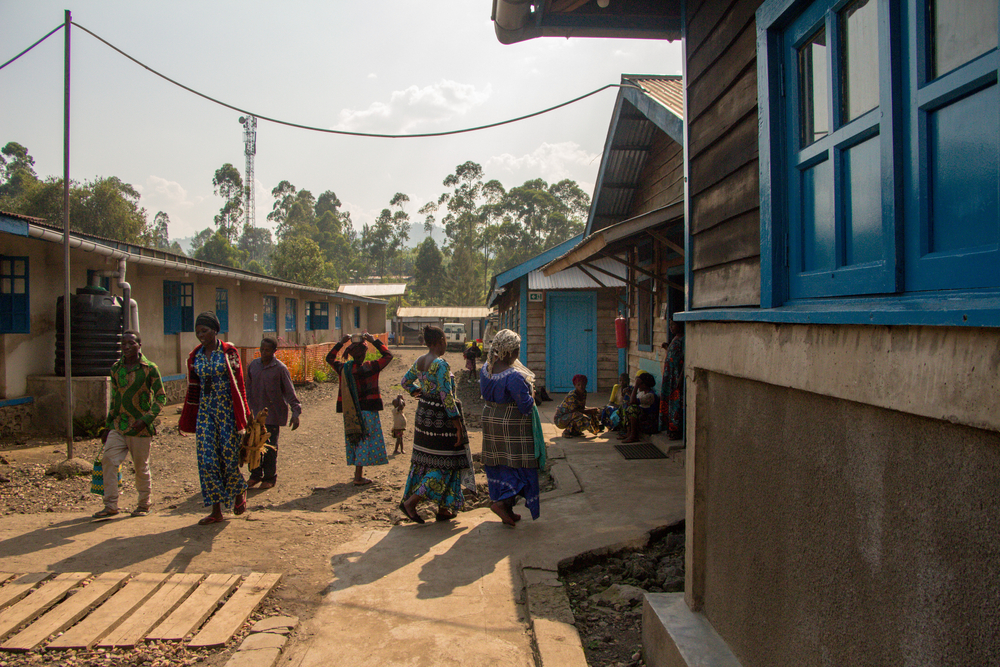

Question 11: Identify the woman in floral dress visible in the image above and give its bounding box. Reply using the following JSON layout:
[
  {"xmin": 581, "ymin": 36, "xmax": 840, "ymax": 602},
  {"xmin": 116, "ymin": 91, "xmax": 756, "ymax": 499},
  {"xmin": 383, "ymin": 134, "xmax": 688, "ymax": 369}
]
[
  {"xmin": 398, "ymin": 326, "xmax": 471, "ymax": 523},
  {"xmin": 179, "ymin": 312, "xmax": 251, "ymax": 525},
  {"xmin": 553, "ymin": 374, "xmax": 603, "ymax": 437},
  {"xmin": 659, "ymin": 318, "xmax": 685, "ymax": 439}
]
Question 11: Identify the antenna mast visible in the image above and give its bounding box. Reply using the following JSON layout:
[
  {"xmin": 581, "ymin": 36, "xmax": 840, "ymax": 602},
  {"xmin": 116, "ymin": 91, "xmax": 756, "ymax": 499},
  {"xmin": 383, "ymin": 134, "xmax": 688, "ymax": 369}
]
[{"xmin": 239, "ymin": 115, "xmax": 257, "ymax": 256}]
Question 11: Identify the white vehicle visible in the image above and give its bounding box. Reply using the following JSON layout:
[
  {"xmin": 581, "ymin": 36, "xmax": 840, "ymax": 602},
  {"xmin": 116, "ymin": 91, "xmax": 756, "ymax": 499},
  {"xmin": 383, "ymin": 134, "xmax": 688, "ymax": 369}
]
[{"xmin": 443, "ymin": 322, "xmax": 467, "ymax": 350}]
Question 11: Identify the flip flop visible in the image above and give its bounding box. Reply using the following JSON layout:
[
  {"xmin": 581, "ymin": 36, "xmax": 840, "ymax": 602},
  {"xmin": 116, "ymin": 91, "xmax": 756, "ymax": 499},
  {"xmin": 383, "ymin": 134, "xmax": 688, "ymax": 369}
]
[
  {"xmin": 353, "ymin": 478, "xmax": 373, "ymax": 486},
  {"xmin": 198, "ymin": 515, "xmax": 225, "ymax": 525},
  {"xmin": 233, "ymin": 491, "xmax": 247, "ymax": 516},
  {"xmin": 398, "ymin": 500, "xmax": 425, "ymax": 524},
  {"xmin": 92, "ymin": 508, "xmax": 119, "ymax": 520}
]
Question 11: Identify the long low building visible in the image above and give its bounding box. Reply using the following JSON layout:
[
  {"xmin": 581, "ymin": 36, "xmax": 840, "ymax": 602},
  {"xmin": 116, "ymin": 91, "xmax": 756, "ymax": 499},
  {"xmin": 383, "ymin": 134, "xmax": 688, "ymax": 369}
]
[{"xmin": 0, "ymin": 211, "xmax": 386, "ymax": 435}]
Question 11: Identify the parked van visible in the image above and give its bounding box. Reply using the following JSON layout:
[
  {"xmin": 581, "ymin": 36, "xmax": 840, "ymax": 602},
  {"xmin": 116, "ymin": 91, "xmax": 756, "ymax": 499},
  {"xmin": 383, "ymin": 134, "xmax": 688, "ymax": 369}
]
[{"xmin": 443, "ymin": 322, "xmax": 466, "ymax": 350}]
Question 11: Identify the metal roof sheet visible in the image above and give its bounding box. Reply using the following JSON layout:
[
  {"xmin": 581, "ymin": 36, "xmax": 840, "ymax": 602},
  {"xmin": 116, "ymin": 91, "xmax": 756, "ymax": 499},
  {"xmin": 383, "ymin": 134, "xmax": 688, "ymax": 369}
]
[
  {"xmin": 338, "ymin": 283, "xmax": 408, "ymax": 297},
  {"xmin": 396, "ymin": 307, "xmax": 492, "ymax": 319},
  {"xmin": 527, "ymin": 256, "xmax": 627, "ymax": 290},
  {"xmin": 624, "ymin": 75, "xmax": 684, "ymax": 119}
]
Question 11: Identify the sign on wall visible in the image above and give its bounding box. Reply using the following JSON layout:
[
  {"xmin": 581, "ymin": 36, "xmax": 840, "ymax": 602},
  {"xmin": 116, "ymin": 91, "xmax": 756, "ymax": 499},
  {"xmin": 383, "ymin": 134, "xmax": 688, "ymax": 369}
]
[{"xmin": 528, "ymin": 291, "xmax": 543, "ymax": 302}]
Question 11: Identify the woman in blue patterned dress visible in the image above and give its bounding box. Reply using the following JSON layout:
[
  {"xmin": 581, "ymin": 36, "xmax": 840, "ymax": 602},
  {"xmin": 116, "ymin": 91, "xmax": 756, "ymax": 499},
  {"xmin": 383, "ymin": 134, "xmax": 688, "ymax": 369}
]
[
  {"xmin": 398, "ymin": 326, "xmax": 471, "ymax": 523},
  {"xmin": 179, "ymin": 312, "xmax": 251, "ymax": 525}
]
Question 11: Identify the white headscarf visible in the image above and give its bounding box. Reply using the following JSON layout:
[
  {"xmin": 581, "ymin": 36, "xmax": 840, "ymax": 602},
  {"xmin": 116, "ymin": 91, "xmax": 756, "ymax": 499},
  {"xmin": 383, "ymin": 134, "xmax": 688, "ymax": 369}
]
[{"xmin": 486, "ymin": 329, "xmax": 535, "ymax": 387}]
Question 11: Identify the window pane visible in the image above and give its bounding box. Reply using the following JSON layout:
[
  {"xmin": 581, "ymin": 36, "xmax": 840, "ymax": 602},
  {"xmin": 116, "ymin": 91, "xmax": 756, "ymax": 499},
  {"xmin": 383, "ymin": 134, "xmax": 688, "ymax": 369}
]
[
  {"xmin": 1, "ymin": 279, "xmax": 10, "ymax": 294},
  {"xmin": 932, "ymin": 0, "xmax": 998, "ymax": 78},
  {"xmin": 0, "ymin": 260, "xmax": 9, "ymax": 274},
  {"xmin": 928, "ymin": 85, "xmax": 999, "ymax": 253},
  {"xmin": 842, "ymin": 136, "xmax": 883, "ymax": 265},
  {"xmin": 840, "ymin": 0, "xmax": 879, "ymax": 122},
  {"xmin": 13, "ymin": 261, "xmax": 26, "ymax": 276},
  {"xmin": 799, "ymin": 28, "xmax": 830, "ymax": 146},
  {"xmin": 13, "ymin": 279, "xmax": 26, "ymax": 294},
  {"xmin": 801, "ymin": 160, "xmax": 835, "ymax": 271}
]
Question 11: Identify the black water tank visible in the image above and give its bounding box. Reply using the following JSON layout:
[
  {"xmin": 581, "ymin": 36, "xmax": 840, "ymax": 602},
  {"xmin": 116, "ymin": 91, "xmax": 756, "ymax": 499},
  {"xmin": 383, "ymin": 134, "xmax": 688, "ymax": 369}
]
[{"xmin": 55, "ymin": 287, "xmax": 123, "ymax": 376}]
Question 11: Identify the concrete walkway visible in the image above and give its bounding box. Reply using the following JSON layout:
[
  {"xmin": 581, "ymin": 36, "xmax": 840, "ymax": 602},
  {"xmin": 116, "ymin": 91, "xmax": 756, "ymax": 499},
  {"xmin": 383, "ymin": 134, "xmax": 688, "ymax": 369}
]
[{"xmin": 285, "ymin": 394, "xmax": 686, "ymax": 667}]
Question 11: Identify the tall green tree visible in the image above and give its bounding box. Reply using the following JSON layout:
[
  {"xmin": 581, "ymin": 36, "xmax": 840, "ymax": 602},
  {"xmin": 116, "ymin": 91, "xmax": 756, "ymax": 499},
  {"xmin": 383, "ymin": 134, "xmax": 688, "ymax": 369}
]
[
  {"xmin": 271, "ymin": 236, "xmax": 332, "ymax": 287},
  {"xmin": 212, "ymin": 163, "xmax": 244, "ymax": 243},
  {"xmin": 194, "ymin": 230, "xmax": 244, "ymax": 267},
  {"xmin": 151, "ymin": 211, "xmax": 171, "ymax": 249},
  {"xmin": 238, "ymin": 225, "xmax": 273, "ymax": 268},
  {"xmin": 411, "ymin": 237, "xmax": 444, "ymax": 303},
  {"xmin": 0, "ymin": 141, "xmax": 37, "ymax": 202}
]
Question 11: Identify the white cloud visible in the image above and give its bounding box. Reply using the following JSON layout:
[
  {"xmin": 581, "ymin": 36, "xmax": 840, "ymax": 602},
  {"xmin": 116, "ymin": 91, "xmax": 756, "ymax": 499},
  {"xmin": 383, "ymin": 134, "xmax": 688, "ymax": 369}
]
[
  {"xmin": 333, "ymin": 80, "xmax": 492, "ymax": 133},
  {"xmin": 142, "ymin": 175, "xmax": 195, "ymax": 209},
  {"xmin": 367, "ymin": 73, "xmax": 377, "ymax": 79},
  {"xmin": 486, "ymin": 142, "xmax": 600, "ymax": 182}
]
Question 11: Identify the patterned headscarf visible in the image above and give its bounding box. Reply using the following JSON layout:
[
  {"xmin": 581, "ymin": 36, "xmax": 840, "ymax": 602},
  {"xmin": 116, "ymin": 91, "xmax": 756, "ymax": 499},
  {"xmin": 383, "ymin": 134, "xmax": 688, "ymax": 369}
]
[{"xmin": 486, "ymin": 329, "xmax": 535, "ymax": 386}]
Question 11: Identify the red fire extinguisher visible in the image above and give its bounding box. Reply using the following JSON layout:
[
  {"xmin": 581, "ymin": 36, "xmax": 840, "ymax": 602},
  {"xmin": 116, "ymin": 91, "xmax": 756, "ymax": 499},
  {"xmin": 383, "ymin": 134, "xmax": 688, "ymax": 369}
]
[{"xmin": 615, "ymin": 316, "xmax": 627, "ymax": 349}]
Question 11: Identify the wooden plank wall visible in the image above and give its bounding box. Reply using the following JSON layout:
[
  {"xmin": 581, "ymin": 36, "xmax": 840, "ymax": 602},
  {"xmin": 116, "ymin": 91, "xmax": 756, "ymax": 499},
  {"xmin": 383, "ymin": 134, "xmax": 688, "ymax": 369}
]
[
  {"xmin": 686, "ymin": 0, "xmax": 764, "ymax": 308},
  {"xmin": 630, "ymin": 133, "xmax": 685, "ymax": 216},
  {"xmin": 595, "ymin": 289, "xmax": 620, "ymax": 390},
  {"xmin": 525, "ymin": 299, "xmax": 545, "ymax": 385}
]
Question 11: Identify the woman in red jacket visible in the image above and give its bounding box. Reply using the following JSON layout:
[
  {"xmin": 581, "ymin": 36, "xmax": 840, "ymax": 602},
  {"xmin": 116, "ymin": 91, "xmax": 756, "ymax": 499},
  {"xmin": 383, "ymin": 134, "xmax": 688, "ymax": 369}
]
[{"xmin": 179, "ymin": 312, "xmax": 251, "ymax": 524}]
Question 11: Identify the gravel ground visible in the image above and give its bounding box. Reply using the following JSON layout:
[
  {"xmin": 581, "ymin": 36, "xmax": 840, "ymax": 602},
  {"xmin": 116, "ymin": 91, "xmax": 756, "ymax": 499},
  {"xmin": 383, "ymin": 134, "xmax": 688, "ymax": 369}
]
[{"xmin": 561, "ymin": 525, "xmax": 686, "ymax": 667}]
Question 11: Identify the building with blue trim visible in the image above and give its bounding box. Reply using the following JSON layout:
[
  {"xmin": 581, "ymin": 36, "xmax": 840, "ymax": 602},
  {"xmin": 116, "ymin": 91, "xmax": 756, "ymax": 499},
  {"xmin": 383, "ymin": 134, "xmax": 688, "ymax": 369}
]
[{"xmin": 493, "ymin": 1, "xmax": 1000, "ymax": 665}]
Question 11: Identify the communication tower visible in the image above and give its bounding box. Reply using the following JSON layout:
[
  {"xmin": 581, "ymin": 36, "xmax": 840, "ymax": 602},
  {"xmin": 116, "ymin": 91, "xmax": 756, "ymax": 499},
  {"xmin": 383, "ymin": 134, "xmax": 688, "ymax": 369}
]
[{"xmin": 238, "ymin": 115, "xmax": 257, "ymax": 248}]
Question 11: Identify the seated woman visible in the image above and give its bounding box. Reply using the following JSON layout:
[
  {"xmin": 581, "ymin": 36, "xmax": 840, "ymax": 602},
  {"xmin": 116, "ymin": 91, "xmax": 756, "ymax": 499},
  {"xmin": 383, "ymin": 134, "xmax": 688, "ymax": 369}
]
[
  {"xmin": 600, "ymin": 372, "xmax": 633, "ymax": 431},
  {"xmin": 619, "ymin": 371, "xmax": 659, "ymax": 443},
  {"xmin": 553, "ymin": 374, "xmax": 603, "ymax": 438}
]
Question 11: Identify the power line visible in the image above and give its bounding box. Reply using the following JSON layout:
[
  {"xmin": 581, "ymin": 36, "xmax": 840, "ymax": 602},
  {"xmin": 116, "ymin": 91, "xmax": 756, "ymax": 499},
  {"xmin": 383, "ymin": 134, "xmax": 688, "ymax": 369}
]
[
  {"xmin": 70, "ymin": 21, "xmax": 635, "ymax": 140},
  {"xmin": 0, "ymin": 24, "xmax": 63, "ymax": 71}
]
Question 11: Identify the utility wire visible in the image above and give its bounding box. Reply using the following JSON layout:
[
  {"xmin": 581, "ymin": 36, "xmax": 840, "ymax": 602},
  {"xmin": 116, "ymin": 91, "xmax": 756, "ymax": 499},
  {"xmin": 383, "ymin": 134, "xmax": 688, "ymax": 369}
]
[
  {"xmin": 71, "ymin": 21, "xmax": 635, "ymax": 139},
  {"xmin": 0, "ymin": 24, "xmax": 63, "ymax": 71}
]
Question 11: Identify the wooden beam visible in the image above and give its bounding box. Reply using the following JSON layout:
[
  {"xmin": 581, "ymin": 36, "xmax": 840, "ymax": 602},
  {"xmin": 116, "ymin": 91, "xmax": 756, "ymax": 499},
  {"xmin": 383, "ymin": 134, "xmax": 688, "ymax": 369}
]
[
  {"xmin": 580, "ymin": 261, "xmax": 653, "ymax": 295},
  {"xmin": 597, "ymin": 250, "xmax": 659, "ymax": 281},
  {"xmin": 577, "ymin": 264, "xmax": 610, "ymax": 288},
  {"xmin": 646, "ymin": 228, "xmax": 685, "ymax": 256}
]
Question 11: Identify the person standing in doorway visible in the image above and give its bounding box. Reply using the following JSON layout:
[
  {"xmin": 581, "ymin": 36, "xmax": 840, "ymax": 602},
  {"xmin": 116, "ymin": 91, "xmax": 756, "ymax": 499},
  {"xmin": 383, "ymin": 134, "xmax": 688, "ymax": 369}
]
[
  {"xmin": 245, "ymin": 337, "xmax": 302, "ymax": 490},
  {"xmin": 93, "ymin": 330, "xmax": 167, "ymax": 519}
]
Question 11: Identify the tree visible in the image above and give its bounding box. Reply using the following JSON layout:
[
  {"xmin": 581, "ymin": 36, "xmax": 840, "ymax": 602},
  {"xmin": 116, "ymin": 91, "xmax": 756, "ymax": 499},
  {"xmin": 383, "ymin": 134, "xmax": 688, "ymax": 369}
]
[
  {"xmin": 412, "ymin": 237, "xmax": 444, "ymax": 303},
  {"xmin": 212, "ymin": 163, "xmax": 244, "ymax": 243},
  {"xmin": 194, "ymin": 231, "xmax": 244, "ymax": 268},
  {"xmin": 238, "ymin": 225, "xmax": 273, "ymax": 267},
  {"xmin": 418, "ymin": 201, "xmax": 438, "ymax": 241},
  {"xmin": 151, "ymin": 211, "xmax": 171, "ymax": 249},
  {"xmin": 271, "ymin": 236, "xmax": 332, "ymax": 287},
  {"xmin": 190, "ymin": 227, "xmax": 215, "ymax": 252},
  {"xmin": 0, "ymin": 141, "xmax": 37, "ymax": 202}
]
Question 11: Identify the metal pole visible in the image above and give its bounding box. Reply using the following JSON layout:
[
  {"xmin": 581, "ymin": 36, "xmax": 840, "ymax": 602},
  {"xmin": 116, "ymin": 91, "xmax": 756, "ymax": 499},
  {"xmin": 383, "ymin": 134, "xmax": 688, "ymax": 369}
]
[{"xmin": 62, "ymin": 9, "xmax": 73, "ymax": 459}]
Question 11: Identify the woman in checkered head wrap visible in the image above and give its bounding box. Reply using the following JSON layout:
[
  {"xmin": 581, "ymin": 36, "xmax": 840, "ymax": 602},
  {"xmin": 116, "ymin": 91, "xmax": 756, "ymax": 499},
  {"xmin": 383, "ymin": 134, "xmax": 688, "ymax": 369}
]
[{"xmin": 479, "ymin": 329, "xmax": 545, "ymax": 526}]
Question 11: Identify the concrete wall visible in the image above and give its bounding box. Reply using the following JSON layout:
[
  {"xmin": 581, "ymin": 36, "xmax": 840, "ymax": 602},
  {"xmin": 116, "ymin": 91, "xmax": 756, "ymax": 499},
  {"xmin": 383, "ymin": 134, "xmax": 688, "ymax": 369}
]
[{"xmin": 684, "ymin": 321, "xmax": 1000, "ymax": 666}]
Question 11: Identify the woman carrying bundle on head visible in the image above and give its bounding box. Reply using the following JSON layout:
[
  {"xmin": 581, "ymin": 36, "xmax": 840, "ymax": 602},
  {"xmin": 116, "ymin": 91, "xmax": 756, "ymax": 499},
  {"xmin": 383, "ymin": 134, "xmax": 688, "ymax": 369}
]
[
  {"xmin": 326, "ymin": 332, "xmax": 393, "ymax": 486},
  {"xmin": 479, "ymin": 329, "xmax": 545, "ymax": 526},
  {"xmin": 179, "ymin": 311, "xmax": 252, "ymax": 525},
  {"xmin": 398, "ymin": 325, "xmax": 472, "ymax": 524}
]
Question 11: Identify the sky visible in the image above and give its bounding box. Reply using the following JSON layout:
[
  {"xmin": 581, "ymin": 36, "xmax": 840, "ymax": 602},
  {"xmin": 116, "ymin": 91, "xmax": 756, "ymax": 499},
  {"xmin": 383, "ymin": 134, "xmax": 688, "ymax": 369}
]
[{"xmin": 0, "ymin": 1, "xmax": 681, "ymax": 243}]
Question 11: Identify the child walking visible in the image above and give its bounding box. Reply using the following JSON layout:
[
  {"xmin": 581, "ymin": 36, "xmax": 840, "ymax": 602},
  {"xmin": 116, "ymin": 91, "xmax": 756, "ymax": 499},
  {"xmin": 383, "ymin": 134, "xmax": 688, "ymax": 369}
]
[{"xmin": 391, "ymin": 394, "xmax": 406, "ymax": 454}]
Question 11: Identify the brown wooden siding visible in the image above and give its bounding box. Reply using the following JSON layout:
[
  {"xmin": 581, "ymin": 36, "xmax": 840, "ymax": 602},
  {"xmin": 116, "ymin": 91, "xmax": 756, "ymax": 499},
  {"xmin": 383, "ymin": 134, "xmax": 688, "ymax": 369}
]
[
  {"xmin": 630, "ymin": 134, "xmax": 685, "ymax": 217},
  {"xmin": 596, "ymin": 289, "xmax": 620, "ymax": 390},
  {"xmin": 526, "ymin": 299, "xmax": 545, "ymax": 383},
  {"xmin": 686, "ymin": 0, "xmax": 764, "ymax": 309}
]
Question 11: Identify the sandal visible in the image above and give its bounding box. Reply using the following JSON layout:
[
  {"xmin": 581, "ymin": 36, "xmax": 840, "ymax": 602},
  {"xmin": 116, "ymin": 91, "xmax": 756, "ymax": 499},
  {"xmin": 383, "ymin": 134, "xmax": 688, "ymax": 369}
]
[
  {"xmin": 233, "ymin": 491, "xmax": 247, "ymax": 516},
  {"xmin": 198, "ymin": 515, "xmax": 225, "ymax": 525},
  {"xmin": 435, "ymin": 509, "xmax": 457, "ymax": 522},
  {"xmin": 398, "ymin": 500, "xmax": 425, "ymax": 524},
  {"xmin": 130, "ymin": 506, "xmax": 150, "ymax": 517},
  {"xmin": 92, "ymin": 508, "xmax": 119, "ymax": 519},
  {"xmin": 353, "ymin": 478, "xmax": 373, "ymax": 486}
]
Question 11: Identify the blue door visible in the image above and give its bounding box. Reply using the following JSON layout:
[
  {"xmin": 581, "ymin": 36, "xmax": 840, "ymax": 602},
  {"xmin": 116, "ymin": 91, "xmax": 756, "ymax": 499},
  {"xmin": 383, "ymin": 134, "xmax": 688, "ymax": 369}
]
[{"xmin": 546, "ymin": 292, "xmax": 597, "ymax": 393}]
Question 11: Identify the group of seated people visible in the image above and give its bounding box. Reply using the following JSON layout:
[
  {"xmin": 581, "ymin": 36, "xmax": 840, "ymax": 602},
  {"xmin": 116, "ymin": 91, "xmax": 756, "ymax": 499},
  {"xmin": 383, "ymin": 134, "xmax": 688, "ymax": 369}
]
[{"xmin": 553, "ymin": 371, "xmax": 660, "ymax": 443}]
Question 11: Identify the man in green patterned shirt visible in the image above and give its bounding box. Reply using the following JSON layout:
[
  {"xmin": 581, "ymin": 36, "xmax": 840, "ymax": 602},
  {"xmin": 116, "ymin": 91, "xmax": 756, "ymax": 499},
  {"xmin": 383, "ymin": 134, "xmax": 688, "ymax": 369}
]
[{"xmin": 94, "ymin": 330, "xmax": 167, "ymax": 518}]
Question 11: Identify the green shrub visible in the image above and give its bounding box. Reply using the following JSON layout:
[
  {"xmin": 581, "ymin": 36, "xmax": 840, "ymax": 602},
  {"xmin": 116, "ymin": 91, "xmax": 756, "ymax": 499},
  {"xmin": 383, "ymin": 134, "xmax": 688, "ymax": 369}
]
[{"xmin": 313, "ymin": 369, "xmax": 328, "ymax": 383}]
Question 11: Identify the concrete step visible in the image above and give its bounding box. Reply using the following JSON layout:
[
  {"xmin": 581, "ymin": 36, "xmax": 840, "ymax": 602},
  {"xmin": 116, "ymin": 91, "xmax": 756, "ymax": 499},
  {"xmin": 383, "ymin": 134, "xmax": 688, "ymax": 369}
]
[
  {"xmin": 649, "ymin": 433, "xmax": 685, "ymax": 467},
  {"xmin": 642, "ymin": 593, "xmax": 743, "ymax": 667}
]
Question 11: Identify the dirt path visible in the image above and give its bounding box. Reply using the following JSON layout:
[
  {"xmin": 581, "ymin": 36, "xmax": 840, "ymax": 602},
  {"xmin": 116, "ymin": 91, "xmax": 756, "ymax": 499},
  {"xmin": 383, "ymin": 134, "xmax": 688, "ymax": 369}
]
[{"xmin": 0, "ymin": 346, "xmax": 492, "ymax": 664}]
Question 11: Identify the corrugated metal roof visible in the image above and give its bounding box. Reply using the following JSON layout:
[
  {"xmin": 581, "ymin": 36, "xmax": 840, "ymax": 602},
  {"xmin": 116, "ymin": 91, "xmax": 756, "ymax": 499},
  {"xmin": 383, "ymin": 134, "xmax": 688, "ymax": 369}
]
[
  {"xmin": 396, "ymin": 307, "xmax": 492, "ymax": 319},
  {"xmin": 528, "ymin": 256, "xmax": 627, "ymax": 290},
  {"xmin": 624, "ymin": 75, "xmax": 684, "ymax": 119},
  {"xmin": 338, "ymin": 283, "xmax": 407, "ymax": 297}
]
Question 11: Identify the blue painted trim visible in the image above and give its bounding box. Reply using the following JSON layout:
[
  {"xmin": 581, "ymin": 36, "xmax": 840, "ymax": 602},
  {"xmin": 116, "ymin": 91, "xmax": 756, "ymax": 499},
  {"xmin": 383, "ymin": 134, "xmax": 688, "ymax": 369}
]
[
  {"xmin": 489, "ymin": 234, "xmax": 584, "ymax": 303},
  {"xmin": 584, "ymin": 94, "xmax": 627, "ymax": 238},
  {"xmin": 681, "ymin": 0, "xmax": 693, "ymax": 314},
  {"xmin": 618, "ymin": 347, "xmax": 627, "ymax": 376},
  {"xmin": 519, "ymin": 275, "xmax": 528, "ymax": 347},
  {"xmin": 0, "ymin": 217, "xmax": 29, "ymax": 236},
  {"xmin": 674, "ymin": 291, "xmax": 1000, "ymax": 327},
  {"xmin": 621, "ymin": 85, "xmax": 684, "ymax": 145},
  {"xmin": 161, "ymin": 374, "xmax": 186, "ymax": 383},
  {"xmin": 0, "ymin": 396, "xmax": 33, "ymax": 408}
]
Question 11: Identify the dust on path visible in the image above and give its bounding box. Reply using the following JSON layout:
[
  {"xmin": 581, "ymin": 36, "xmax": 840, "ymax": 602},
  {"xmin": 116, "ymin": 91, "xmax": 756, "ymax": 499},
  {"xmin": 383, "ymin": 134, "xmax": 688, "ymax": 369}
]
[{"xmin": 0, "ymin": 346, "xmax": 485, "ymax": 630}]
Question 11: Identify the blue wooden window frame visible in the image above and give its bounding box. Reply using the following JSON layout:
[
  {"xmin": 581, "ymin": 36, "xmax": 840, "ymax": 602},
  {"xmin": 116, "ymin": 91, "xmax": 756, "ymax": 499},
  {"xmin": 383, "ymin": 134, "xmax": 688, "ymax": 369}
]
[
  {"xmin": 305, "ymin": 301, "xmax": 329, "ymax": 331},
  {"xmin": 353, "ymin": 306, "xmax": 361, "ymax": 328},
  {"xmin": 163, "ymin": 280, "xmax": 194, "ymax": 334},
  {"xmin": 216, "ymin": 288, "xmax": 229, "ymax": 333},
  {"xmin": 263, "ymin": 295, "xmax": 278, "ymax": 332},
  {"xmin": 753, "ymin": 0, "xmax": 1000, "ymax": 323},
  {"xmin": 285, "ymin": 298, "xmax": 297, "ymax": 331},
  {"xmin": 0, "ymin": 256, "xmax": 29, "ymax": 334},
  {"xmin": 335, "ymin": 304, "xmax": 342, "ymax": 330}
]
